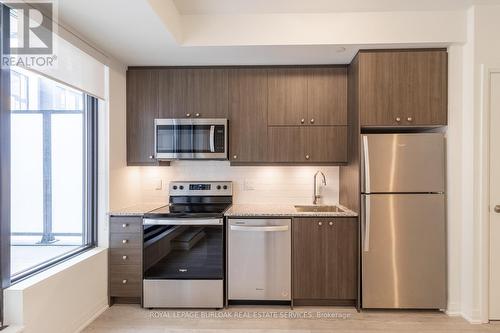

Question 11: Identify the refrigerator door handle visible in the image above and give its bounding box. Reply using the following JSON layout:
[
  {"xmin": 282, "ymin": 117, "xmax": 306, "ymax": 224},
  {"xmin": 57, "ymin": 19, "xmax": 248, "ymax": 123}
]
[
  {"xmin": 362, "ymin": 135, "xmax": 371, "ymax": 193},
  {"xmin": 363, "ymin": 195, "xmax": 371, "ymax": 252}
]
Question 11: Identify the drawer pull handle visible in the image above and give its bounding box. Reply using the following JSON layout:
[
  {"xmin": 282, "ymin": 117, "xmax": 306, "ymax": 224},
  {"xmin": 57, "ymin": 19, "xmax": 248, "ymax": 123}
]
[
  {"xmin": 395, "ymin": 117, "xmax": 401, "ymax": 122},
  {"xmin": 310, "ymin": 118, "xmax": 315, "ymax": 124},
  {"xmin": 122, "ymin": 255, "xmax": 128, "ymax": 260},
  {"xmin": 122, "ymin": 279, "xmax": 127, "ymax": 284},
  {"xmin": 301, "ymin": 118, "xmax": 305, "ymax": 124},
  {"xmin": 329, "ymin": 221, "xmax": 334, "ymax": 226},
  {"xmin": 305, "ymin": 155, "xmax": 310, "ymax": 160},
  {"xmin": 318, "ymin": 222, "xmax": 323, "ymax": 226},
  {"xmin": 122, "ymin": 239, "xmax": 128, "ymax": 244},
  {"xmin": 186, "ymin": 113, "xmax": 191, "ymax": 117},
  {"xmin": 122, "ymin": 224, "xmax": 128, "ymax": 228},
  {"xmin": 195, "ymin": 113, "xmax": 200, "ymax": 117},
  {"xmin": 233, "ymin": 155, "xmax": 238, "ymax": 160},
  {"xmin": 407, "ymin": 116, "xmax": 413, "ymax": 122}
]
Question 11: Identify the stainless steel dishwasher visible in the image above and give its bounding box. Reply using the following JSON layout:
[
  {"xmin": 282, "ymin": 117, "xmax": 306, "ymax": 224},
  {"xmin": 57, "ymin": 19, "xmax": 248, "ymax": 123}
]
[{"xmin": 227, "ymin": 218, "xmax": 291, "ymax": 301}]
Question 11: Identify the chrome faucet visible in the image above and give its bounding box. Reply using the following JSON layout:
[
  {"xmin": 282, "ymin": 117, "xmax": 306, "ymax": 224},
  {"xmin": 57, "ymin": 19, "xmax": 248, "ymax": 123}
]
[{"xmin": 313, "ymin": 171, "xmax": 327, "ymax": 205}]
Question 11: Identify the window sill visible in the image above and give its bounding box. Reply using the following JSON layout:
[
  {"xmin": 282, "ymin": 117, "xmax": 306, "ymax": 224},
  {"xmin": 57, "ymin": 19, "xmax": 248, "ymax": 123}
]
[{"xmin": 7, "ymin": 247, "xmax": 106, "ymax": 290}]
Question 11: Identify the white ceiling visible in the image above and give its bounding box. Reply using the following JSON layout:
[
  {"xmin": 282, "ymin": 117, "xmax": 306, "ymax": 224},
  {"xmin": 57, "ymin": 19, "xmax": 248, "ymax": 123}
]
[
  {"xmin": 55, "ymin": 0, "xmax": 486, "ymax": 66},
  {"xmin": 173, "ymin": 0, "xmax": 483, "ymax": 15}
]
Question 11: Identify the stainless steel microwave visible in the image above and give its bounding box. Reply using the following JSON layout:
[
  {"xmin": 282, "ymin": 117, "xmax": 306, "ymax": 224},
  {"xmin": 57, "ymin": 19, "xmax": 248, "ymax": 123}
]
[{"xmin": 154, "ymin": 118, "xmax": 228, "ymax": 160}]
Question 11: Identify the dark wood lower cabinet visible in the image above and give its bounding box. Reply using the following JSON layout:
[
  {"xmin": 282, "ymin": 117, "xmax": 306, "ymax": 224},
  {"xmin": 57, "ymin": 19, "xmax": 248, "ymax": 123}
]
[
  {"xmin": 109, "ymin": 216, "xmax": 143, "ymax": 305},
  {"xmin": 293, "ymin": 217, "xmax": 357, "ymax": 304}
]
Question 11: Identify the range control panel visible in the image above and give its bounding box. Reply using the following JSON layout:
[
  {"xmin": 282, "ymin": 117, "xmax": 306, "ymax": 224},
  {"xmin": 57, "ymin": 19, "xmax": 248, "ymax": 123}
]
[{"xmin": 169, "ymin": 181, "xmax": 232, "ymax": 196}]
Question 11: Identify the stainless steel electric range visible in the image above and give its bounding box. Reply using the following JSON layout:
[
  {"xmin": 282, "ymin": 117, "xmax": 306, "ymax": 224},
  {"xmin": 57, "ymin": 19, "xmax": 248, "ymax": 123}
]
[{"xmin": 142, "ymin": 181, "xmax": 232, "ymax": 308}]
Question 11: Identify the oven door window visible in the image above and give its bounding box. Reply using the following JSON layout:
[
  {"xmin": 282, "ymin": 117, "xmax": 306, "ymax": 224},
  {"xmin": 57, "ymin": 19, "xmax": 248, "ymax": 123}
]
[
  {"xmin": 156, "ymin": 125, "xmax": 212, "ymax": 153},
  {"xmin": 143, "ymin": 225, "xmax": 223, "ymax": 280}
]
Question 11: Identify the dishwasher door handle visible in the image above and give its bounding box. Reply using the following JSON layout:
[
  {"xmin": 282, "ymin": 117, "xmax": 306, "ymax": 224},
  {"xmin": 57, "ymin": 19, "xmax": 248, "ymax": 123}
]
[{"xmin": 230, "ymin": 225, "xmax": 289, "ymax": 232}]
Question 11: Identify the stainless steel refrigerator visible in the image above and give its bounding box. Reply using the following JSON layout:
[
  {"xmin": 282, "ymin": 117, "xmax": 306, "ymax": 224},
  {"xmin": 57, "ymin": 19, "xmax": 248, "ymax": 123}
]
[{"xmin": 361, "ymin": 133, "xmax": 446, "ymax": 309}]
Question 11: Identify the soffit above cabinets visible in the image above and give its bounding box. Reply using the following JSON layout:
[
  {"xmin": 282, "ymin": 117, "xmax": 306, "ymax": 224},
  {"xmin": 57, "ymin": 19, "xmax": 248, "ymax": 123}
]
[{"xmin": 56, "ymin": 0, "xmax": 465, "ymax": 66}]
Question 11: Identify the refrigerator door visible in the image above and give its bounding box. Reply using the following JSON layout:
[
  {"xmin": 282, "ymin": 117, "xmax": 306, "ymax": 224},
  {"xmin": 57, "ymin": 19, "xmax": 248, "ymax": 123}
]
[
  {"xmin": 361, "ymin": 133, "xmax": 445, "ymax": 193},
  {"xmin": 361, "ymin": 193, "xmax": 446, "ymax": 309}
]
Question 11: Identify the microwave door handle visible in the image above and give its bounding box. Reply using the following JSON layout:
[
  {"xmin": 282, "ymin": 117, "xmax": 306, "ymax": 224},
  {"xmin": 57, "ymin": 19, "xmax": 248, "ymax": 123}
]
[{"xmin": 209, "ymin": 125, "xmax": 215, "ymax": 153}]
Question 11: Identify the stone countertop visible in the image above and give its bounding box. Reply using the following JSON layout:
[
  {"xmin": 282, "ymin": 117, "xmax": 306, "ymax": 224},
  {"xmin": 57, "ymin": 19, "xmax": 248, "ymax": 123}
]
[
  {"xmin": 108, "ymin": 203, "xmax": 167, "ymax": 216},
  {"xmin": 224, "ymin": 204, "xmax": 358, "ymax": 217}
]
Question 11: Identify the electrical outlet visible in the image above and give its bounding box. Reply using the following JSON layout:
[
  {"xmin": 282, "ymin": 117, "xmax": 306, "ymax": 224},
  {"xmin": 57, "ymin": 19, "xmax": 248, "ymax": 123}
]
[{"xmin": 244, "ymin": 180, "xmax": 256, "ymax": 191}]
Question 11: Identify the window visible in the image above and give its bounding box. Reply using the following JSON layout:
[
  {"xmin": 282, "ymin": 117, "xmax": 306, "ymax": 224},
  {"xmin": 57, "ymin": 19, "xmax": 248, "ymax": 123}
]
[{"xmin": 9, "ymin": 66, "xmax": 97, "ymax": 281}]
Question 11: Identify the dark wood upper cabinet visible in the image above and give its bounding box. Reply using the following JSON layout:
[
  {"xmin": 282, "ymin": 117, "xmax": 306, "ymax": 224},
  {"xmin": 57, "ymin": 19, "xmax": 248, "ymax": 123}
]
[
  {"xmin": 267, "ymin": 68, "xmax": 308, "ymax": 126},
  {"xmin": 158, "ymin": 68, "xmax": 228, "ymax": 119},
  {"xmin": 268, "ymin": 126, "xmax": 347, "ymax": 164},
  {"xmin": 307, "ymin": 68, "xmax": 347, "ymax": 126},
  {"xmin": 357, "ymin": 50, "xmax": 448, "ymax": 127},
  {"xmin": 228, "ymin": 69, "xmax": 268, "ymax": 163},
  {"xmin": 293, "ymin": 217, "xmax": 357, "ymax": 302},
  {"xmin": 306, "ymin": 126, "xmax": 347, "ymax": 163},
  {"xmin": 126, "ymin": 70, "xmax": 159, "ymax": 165},
  {"xmin": 267, "ymin": 67, "xmax": 347, "ymax": 127}
]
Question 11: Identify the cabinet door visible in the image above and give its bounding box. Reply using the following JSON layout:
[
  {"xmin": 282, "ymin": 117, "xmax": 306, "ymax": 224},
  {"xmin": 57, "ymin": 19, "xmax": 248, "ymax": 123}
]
[
  {"xmin": 325, "ymin": 218, "xmax": 357, "ymax": 300},
  {"xmin": 305, "ymin": 126, "xmax": 347, "ymax": 163},
  {"xmin": 126, "ymin": 70, "xmax": 159, "ymax": 165},
  {"xmin": 293, "ymin": 218, "xmax": 327, "ymax": 299},
  {"xmin": 307, "ymin": 68, "xmax": 347, "ymax": 126},
  {"xmin": 359, "ymin": 50, "xmax": 447, "ymax": 126},
  {"xmin": 228, "ymin": 69, "xmax": 268, "ymax": 163},
  {"xmin": 267, "ymin": 68, "xmax": 308, "ymax": 126},
  {"xmin": 186, "ymin": 68, "xmax": 229, "ymax": 118},
  {"xmin": 158, "ymin": 69, "xmax": 188, "ymax": 118},
  {"xmin": 268, "ymin": 127, "xmax": 306, "ymax": 162}
]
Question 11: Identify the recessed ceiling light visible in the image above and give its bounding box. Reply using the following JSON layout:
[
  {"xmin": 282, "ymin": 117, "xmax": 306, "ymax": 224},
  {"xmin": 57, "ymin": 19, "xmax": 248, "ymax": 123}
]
[{"xmin": 336, "ymin": 47, "xmax": 346, "ymax": 53}]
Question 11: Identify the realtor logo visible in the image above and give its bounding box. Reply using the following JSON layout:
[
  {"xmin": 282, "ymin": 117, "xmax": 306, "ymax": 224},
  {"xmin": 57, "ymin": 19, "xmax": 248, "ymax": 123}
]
[{"xmin": 8, "ymin": 2, "xmax": 53, "ymax": 54}]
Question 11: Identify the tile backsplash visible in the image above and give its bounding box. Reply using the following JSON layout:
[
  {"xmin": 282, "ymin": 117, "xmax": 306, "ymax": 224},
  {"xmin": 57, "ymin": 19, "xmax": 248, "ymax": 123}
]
[{"xmin": 139, "ymin": 161, "xmax": 339, "ymax": 205}]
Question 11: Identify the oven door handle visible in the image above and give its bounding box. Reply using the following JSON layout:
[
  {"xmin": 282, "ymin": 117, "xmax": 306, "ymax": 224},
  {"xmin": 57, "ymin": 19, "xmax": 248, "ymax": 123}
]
[
  {"xmin": 209, "ymin": 125, "xmax": 215, "ymax": 153},
  {"xmin": 143, "ymin": 218, "xmax": 223, "ymax": 226}
]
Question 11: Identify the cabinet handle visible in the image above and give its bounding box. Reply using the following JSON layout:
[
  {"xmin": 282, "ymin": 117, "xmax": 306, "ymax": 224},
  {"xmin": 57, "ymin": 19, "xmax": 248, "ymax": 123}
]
[
  {"xmin": 310, "ymin": 118, "xmax": 315, "ymax": 124},
  {"xmin": 301, "ymin": 118, "xmax": 305, "ymax": 124},
  {"xmin": 305, "ymin": 155, "xmax": 310, "ymax": 160},
  {"xmin": 233, "ymin": 155, "xmax": 238, "ymax": 160},
  {"xmin": 407, "ymin": 116, "xmax": 413, "ymax": 122},
  {"xmin": 186, "ymin": 113, "xmax": 191, "ymax": 117},
  {"xmin": 195, "ymin": 113, "xmax": 200, "ymax": 117},
  {"xmin": 122, "ymin": 223, "xmax": 128, "ymax": 228},
  {"xmin": 318, "ymin": 222, "xmax": 323, "ymax": 226},
  {"xmin": 122, "ymin": 239, "xmax": 128, "ymax": 244},
  {"xmin": 395, "ymin": 117, "xmax": 401, "ymax": 122},
  {"xmin": 122, "ymin": 279, "xmax": 128, "ymax": 284},
  {"xmin": 122, "ymin": 255, "xmax": 128, "ymax": 260},
  {"xmin": 148, "ymin": 155, "xmax": 154, "ymax": 159},
  {"xmin": 329, "ymin": 221, "xmax": 334, "ymax": 226},
  {"xmin": 494, "ymin": 205, "xmax": 500, "ymax": 213}
]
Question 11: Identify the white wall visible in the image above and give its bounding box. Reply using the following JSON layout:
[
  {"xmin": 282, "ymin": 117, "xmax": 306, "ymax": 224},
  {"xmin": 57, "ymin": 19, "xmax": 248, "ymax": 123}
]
[
  {"xmin": 3, "ymin": 249, "xmax": 108, "ymax": 333},
  {"xmin": 449, "ymin": 4, "xmax": 500, "ymax": 323},
  {"xmin": 139, "ymin": 162, "xmax": 340, "ymax": 206}
]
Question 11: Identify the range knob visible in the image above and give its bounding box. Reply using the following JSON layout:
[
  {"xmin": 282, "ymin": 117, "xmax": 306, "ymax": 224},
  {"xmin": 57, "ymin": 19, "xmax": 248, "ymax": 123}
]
[
  {"xmin": 216, "ymin": 185, "xmax": 222, "ymax": 190},
  {"xmin": 173, "ymin": 185, "xmax": 178, "ymax": 190},
  {"xmin": 223, "ymin": 185, "xmax": 228, "ymax": 190},
  {"xmin": 179, "ymin": 185, "xmax": 184, "ymax": 190}
]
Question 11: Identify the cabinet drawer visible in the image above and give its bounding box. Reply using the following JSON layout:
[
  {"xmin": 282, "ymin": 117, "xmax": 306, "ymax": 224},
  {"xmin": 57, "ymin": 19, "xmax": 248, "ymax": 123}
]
[
  {"xmin": 109, "ymin": 265, "xmax": 142, "ymax": 297},
  {"xmin": 110, "ymin": 233, "xmax": 142, "ymax": 249},
  {"xmin": 110, "ymin": 248, "xmax": 142, "ymax": 265},
  {"xmin": 110, "ymin": 217, "xmax": 142, "ymax": 233}
]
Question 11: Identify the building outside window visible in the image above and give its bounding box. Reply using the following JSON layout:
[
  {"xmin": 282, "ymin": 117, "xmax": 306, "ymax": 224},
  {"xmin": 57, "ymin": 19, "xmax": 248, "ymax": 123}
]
[{"xmin": 10, "ymin": 66, "xmax": 96, "ymax": 280}]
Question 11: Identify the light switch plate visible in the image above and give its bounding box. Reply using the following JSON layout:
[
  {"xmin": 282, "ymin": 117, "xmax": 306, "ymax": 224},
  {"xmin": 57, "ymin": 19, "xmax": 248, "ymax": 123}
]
[
  {"xmin": 243, "ymin": 180, "xmax": 255, "ymax": 191},
  {"xmin": 154, "ymin": 179, "xmax": 163, "ymax": 190}
]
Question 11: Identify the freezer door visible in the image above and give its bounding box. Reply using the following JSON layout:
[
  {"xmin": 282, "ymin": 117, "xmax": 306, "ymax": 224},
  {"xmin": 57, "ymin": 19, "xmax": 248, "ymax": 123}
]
[
  {"xmin": 361, "ymin": 133, "xmax": 445, "ymax": 193},
  {"xmin": 361, "ymin": 194, "xmax": 446, "ymax": 309}
]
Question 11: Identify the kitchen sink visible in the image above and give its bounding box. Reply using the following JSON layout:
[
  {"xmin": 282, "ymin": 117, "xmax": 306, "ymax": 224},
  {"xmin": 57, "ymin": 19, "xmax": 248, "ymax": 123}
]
[{"xmin": 294, "ymin": 205, "xmax": 345, "ymax": 213}]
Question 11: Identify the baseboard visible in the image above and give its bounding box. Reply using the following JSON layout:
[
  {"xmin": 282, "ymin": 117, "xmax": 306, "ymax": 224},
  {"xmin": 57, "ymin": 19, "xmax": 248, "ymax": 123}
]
[
  {"xmin": 445, "ymin": 302, "xmax": 461, "ymax": 316},
  {"xmin": 74, "ymin": 299, "xmax": 109, "ymax": 333},
  {"xmin": 460, "ymin": 310, "xmax": 484, "ymax": 324}
]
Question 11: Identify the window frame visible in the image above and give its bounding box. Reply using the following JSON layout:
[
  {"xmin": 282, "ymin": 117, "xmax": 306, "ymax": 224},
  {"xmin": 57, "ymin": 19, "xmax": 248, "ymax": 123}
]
[{"xmin": 9, "ymin": 93, "xmax": 98, "ymax": 284}]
